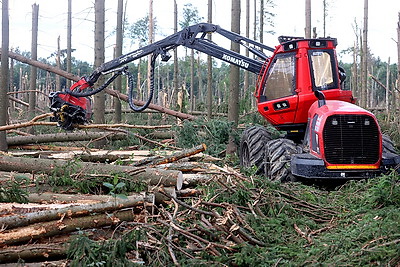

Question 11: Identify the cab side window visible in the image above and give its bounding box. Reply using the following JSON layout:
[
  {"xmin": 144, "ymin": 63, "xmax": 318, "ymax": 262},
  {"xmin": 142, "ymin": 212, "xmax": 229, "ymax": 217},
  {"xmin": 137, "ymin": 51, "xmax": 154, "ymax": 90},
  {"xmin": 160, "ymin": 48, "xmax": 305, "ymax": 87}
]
[{"xmin": 261, "ymin": 53, "xmax": 296, "ymax": 101}]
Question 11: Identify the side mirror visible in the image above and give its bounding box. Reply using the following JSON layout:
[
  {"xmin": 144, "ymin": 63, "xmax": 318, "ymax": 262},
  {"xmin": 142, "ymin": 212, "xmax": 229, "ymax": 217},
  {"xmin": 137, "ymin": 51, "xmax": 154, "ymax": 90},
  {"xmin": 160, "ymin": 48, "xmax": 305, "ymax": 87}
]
[{"xmin": 314, "ymin": 90, "xmax": 326, "ymax": 108}]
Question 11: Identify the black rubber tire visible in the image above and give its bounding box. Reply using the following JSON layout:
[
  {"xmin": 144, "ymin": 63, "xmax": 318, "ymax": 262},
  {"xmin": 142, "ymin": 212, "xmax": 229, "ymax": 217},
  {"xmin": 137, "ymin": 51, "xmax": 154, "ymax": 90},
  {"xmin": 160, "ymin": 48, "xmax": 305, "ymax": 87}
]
[
  {"xmin": 382, "ymin": 134, "xmax": 397, "ymax": 154},
  {"xmin": 240, "ymin": 126, "xmax": 272, "ymax": 175},
  {"xmin": 266, "ymin": 138, "xmax": 299, "ymax": 182}
]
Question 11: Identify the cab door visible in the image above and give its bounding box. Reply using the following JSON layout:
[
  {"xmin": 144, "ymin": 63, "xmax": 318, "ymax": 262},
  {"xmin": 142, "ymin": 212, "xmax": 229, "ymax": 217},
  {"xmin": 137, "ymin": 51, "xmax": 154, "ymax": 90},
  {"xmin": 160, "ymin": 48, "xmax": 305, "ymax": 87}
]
[{"xmin": 257, "ymin": 52, "xmax": 299, "ymax": 127}]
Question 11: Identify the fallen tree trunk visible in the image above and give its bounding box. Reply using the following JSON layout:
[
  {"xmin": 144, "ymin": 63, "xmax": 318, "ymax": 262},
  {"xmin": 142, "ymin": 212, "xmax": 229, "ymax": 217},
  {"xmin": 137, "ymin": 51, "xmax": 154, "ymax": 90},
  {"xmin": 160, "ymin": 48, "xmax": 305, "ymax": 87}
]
[
  {"xmin": 0, "ymin": 209, "xmax": 136, "ymax": 247},
  {"xmin": 0, "ymin": 192, "xmax": 154, "ymax": 229},
  {"xmin": 133, "ymin": 144, "xmax": 207, "ymax": 167},
  {"xmin": 8, "ymin": 144, "xmax": 99, "ymax": 151},
  {"xmin": 0, "ymin": 243, "xmax": 67, "ymax": 263},
  {"xmin": 2, "ymin": 49, "xmax": 195, "ymax": 121},
  {"xmin": 0, "ymin": 113, "xmax": 55, "ymax": 132},
  {"xmin": 0, "ymin": 155, "xmax": 183, "ymax": 190},
  {"xmin": 7, "ymin": 131, "xmax": 127, "ymax": 146}
]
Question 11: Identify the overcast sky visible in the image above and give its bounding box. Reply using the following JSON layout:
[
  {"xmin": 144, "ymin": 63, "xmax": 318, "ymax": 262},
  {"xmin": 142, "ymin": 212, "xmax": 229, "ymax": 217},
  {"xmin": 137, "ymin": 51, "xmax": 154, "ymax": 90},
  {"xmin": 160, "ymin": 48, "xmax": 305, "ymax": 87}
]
[{"xmin": 3, "ymin": 0, "xmax": 400, "ymax": 65}]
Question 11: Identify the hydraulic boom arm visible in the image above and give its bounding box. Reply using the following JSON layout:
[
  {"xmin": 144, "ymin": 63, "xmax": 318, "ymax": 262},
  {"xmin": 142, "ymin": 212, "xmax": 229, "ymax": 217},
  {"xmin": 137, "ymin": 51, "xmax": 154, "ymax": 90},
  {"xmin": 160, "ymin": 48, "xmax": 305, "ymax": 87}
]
[
  {"xmin": 86, "ymin": 23, "xmax": 273, "ymax": 85},
  {"xmin": 50, "ymin": 23, "xmax": 274, "ymax": 129}
]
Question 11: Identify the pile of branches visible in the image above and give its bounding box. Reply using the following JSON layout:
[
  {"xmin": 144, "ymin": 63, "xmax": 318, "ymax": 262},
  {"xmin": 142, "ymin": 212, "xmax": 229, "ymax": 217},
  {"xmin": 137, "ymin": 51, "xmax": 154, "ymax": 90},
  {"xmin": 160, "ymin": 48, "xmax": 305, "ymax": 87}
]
[{"xmin": 0, "ymin": 158, "xmax": 339, "ymax": 266}]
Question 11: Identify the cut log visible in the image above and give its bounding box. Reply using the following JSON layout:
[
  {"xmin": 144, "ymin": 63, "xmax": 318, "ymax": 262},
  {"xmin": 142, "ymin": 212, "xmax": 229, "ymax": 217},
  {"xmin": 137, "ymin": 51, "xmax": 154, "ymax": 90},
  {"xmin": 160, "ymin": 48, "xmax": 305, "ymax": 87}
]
[
  {"xmin": 26, "ymin": 192, "xmax": 138, "ymax": 204},
  {"xmin": 177, "ymin": 188, "xmax": 203, "ymax": 198},
  {"xmin": 0, "ymin": 155, "xmax": 183, "ymax": 190},
  {"xmin": 0, "ymin": 243, "xmax": 67, "ymax": 263},
  {"xmin": 154, "ymin": 187, "xmax": 177, "ymax": 204},
  {"xmin": 78, "ymin": 123, "xmax": 173, "ymax": 130},
  {"xmin": 44, "ymin": 149, "xmax": 164, "ymax": 161},
  {"xmin": 0, "ymin": 209, "xmax": 136, "ymax": 247},
  {"xmin": 182, "ymin": 173, "xmax": 215, "ymax": 187},
  {"xmin": 8, "ymin": 144, "xmax": 100, "ymax": 151},
  {"xmin": 132, "ymin": 144, "xmax": 207, "ymax": 167},
  {"xmin": 7, "ymin": 131, "xmax": 127, "ymax": 146},
  {"xmin": 157, "ymin": 162, "xmax": 221, "ymax": 172},
  {"xmin": 0, "ymin": 192, "xmax": 154, "ymax": 229}
]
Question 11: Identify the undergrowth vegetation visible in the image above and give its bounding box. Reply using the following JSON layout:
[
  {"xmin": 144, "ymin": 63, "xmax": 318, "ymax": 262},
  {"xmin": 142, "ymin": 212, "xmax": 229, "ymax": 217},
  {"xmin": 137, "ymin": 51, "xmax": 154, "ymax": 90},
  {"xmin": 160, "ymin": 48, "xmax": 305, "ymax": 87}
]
[{"xmin": 174, "ymin": 118, "xmax": 238, "ymax": 156}]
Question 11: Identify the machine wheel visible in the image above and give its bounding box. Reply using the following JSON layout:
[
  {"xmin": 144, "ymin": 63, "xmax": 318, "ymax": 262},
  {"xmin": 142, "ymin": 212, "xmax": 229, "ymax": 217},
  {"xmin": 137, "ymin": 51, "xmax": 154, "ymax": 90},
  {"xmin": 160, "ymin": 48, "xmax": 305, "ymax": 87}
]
[
  {"xmin": 382, "ymin": 134, "xmax": 397, "ymax": 154},
  {"xmin": 240, "ymin": 126, "xmax": 272, "ymax": 175},
  {"xmin": 265, "ymin": 138, "xmax": 300, "ymax": 182}
]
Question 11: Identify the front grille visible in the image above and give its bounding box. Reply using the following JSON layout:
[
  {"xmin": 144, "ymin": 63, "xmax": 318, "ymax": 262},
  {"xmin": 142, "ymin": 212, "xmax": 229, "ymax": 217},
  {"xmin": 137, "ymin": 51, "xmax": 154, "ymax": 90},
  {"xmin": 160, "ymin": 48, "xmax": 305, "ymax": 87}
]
[{"xmin": 323, "ymin": 115, "xmax": 380, "ymax": 165}]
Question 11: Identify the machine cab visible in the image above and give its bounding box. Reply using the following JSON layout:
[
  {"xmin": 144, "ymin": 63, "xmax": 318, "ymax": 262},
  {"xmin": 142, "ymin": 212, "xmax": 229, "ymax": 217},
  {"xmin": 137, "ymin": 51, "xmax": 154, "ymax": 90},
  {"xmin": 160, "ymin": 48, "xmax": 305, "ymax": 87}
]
[{"xmin": 255, "ymin": 36, "xmax": 354, "ymax": 140}]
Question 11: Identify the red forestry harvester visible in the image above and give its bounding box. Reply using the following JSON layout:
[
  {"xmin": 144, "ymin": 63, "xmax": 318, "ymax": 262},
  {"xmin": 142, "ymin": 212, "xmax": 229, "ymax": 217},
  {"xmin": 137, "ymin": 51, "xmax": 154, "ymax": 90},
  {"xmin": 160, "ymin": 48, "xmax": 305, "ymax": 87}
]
[{"xmin": 48, "ymin": 23, "xmax": 400, "ymax": 182}]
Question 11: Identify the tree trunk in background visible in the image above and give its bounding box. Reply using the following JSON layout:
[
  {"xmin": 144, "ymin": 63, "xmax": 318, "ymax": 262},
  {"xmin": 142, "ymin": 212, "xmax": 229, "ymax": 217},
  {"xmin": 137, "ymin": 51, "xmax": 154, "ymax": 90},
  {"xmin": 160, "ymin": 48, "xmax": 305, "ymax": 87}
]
[
  {"xmin": 305, "ymin": 0, "xmax": 311, "ymax": 38},
  {"xmin": 244, "ymin": 0, "xmax": 250, "ymax": 97},
  {"xmin": 66, "ymin": 0, "xmax": 72, "ymax": 89},
  {"xmin": 9, "ymin": 52, "xmax": 14, "ymax": 111},
  {"xmin": 197, "ymin": 53, "xmax": 203, "ymax": 103},
  {"xmin": 94, "ymin": 0, "xmax": 106, "ymax": 148},
  {"xmin": 0, "ymin": 0, "xmax": 9, "ymax": 151},
  {"xmin": 29, "ymin": 4, "xmax": 39, "ymax": 134},
  {"xmin": 353, "ymin": 45, "xmax": 359, "ymax": 95},
  {"xmin": 190, "ymin": 47, "xmax": 195, "ymax": 112},
  {"xmin": 385, "ymin": 58, "xmax": 390, "ymax": 116},
  {"xmin": 227, "ymin": 0, "xmax": 240, "ymax": 155},
  {"xmin": 206, "ymin": 0, "xmax": 213, "ymax": 119},
  {"xmin": 361, "ymin": 0, "xmax": 368, "ymax": 108},
  {"xmin": 323, "ymin": 0, "xmax": 327, "ymax": 37},
  {"xmin": 114, "ymin": 0, "xmax": 123, "ymax": 123},
  {"xmin": 259, "ymin": 0, "xmax": 264, "ymax": 45},
  {"xmin": 147, "ymin": 0, "xmax": 154, "ymax": 125},
  {"xmin": 396, "ymin": 12, "xmax": 399, "ymax": 113},
  {"xmin": 253, "ymin": 0, "xmax": 257, "ymax": 42},
  {"xmin": 173, "ymin": 0, "xmax": 179, "ymax": 108},
  {"xmin": 252, "ymin": 0, "xmax": 257, "ymax": 109},
  {"xmin": 56, "ymin": 36, "xmax": 61, "ymax": 91}
]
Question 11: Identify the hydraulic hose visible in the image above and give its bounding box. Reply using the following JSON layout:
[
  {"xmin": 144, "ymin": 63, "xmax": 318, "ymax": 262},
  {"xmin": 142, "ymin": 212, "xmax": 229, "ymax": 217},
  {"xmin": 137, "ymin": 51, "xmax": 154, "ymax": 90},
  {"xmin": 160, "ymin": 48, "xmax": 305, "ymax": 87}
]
[
  {"xmin": 127, "ymin": 52, "xmax": 156, "ymax": 112},
  {"xmin": 66, "ymin": 67, "xmax": 126, "ymax": 97},
  {"xmin": 64, "ymin": 52, "xmax": 157, "ymax": 112}
]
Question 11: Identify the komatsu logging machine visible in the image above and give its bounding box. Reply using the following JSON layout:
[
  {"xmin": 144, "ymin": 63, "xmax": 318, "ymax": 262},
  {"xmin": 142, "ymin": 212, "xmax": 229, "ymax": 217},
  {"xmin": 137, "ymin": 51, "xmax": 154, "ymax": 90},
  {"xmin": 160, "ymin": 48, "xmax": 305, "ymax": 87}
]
[{"xmin": 49, "ymin": 23, "xmax": 400, "ymax": 182}]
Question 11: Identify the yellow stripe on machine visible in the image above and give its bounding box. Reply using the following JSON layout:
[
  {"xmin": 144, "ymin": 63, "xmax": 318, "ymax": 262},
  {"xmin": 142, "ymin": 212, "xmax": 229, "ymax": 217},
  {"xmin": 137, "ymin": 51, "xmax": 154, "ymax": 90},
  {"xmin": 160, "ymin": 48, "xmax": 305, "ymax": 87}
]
[{"xmin": 327, "ymin": 165, "xmax": 379, "ymax": 170}]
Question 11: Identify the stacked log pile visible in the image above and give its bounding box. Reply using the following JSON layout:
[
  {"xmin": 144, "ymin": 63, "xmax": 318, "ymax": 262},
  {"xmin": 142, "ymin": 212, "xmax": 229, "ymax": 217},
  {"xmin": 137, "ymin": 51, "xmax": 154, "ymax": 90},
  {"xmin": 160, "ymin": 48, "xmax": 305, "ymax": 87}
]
[{"xmin": 0, "ymin": 135, "xmax": 235, "ymax": 264}]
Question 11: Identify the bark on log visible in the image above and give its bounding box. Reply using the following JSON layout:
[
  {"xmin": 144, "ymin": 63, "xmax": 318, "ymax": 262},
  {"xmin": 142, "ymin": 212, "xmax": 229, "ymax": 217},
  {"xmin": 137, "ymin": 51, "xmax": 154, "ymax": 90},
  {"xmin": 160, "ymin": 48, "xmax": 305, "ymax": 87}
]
[
  {"xmin": 8, "ymin": 144, "xmax": 99, "ymax": 151},
  {"xmin": 1, "ymin": 49, "xmax": 195, "ymax": 121},
  {"xmin": 177, "ymin": 188, "xmax": 203, "ymax": 198},
  {"xmin": 0, "ymin": 209, "xmax": 136, "ymax": 247},
  {"xmin": 78, "ymin": 123, "xmax": 173, "ymax": 130},
  {"xmin": 26, "ymin": 192, "xmax": 141, "ymax": 204},
  {"xmin": 0, "ymin": 243, "xmax": 67, "ymax": 263},
  {"xmin": 45, "ymin": 149, "xmax": 159, "ymax": 162},
  {"xmin": 157, "ymin": 162, "xmax": 221, "ymax": 172},
  {"xmin": 133, "ymin": 144, "xmax": 207, "ymax": 167},
  {"xmin": 0, "ymin": 193, "xmax": 154, "ymax": 229},
  {"xmin": 182, "ymin": 173, "xmax": 216, "ymax": 187},
  {"xmin": 154, "ymin": 187, "xmax": 177, "ymax": 204},
  {"xmin": 0, "ymin": 113, "xmax": 54, "ymax": 131},
  {"xmin": 0, "ymin": 155, "xmax": 183, "ymax": 190},
  {"xmin": 7, "ymin": 131, "xmax": 127, "ymax": 146}
]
